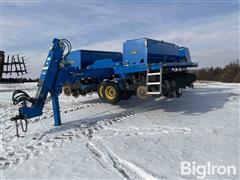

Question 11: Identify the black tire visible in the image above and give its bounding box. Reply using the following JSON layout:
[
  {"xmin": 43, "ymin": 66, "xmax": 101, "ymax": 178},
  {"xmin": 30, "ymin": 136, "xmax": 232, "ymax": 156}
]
[
  {"xmin": 163, "ymin": 93, "xmax": 170, "ymax": 97},
  {"xmin": 121, "ymin": 91, "xmax": 132, "ymax": 100},
  {"xmin": 72, "ymin": 89, "xmax": 79, "ymax": 98},
  {"xmin": 97, "ymin": 82, "xmax": 106, "ymax": 100},
  {"xmin": 102, "ymin": 82, "xmax": 121, "ymax": 104},
  {"xmin": 175, "ymin": 88, "xmax": 182, "ymax": 98},
  {"xmin": 165, "ymin": 93, "xmax": 175, "ymax": 98}
]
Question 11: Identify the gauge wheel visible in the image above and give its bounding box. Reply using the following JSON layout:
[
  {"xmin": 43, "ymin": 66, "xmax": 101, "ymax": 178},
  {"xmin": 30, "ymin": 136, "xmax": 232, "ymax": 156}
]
[
  {"xmin": 136, "ymin": 86, "xmax": 147, "ymax": 99},
  {"xmin": 63, "ymin": 86, "xmax": 72, "ymax": 96},
  {"xmin": 102, "ymin": 82, "xmax": 121, "ymax": 104}
]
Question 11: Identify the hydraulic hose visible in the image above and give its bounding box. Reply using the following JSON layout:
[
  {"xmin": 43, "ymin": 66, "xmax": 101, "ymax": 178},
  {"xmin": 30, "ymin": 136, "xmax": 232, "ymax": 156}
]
[
  {"xmin": 12, "ymin": 90, "xmax": 35, "ymax": 105},
  {"xmin": 11, "ymin": 90, "xmax": 36, "ymax": 137},
  {"xmin": 60, "ymin": 39, "xmax": 72, "ymax": 58}
]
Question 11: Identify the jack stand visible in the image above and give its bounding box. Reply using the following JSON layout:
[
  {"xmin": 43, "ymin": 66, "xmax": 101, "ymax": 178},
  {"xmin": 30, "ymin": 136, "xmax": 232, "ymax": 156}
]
[{"xmin": 51, "ymin": 93, "xmax": 62, "ymax": 126}]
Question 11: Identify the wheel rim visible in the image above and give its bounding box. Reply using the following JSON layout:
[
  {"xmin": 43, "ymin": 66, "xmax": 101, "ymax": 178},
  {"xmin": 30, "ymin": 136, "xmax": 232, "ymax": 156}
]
[
  {"xmin": 63, "ymin": 86, "xmax": 71, "ymax": 96},
  {"xmin": 99, "ymin": 85, "xmax": 104, "ymax": 98},
  {"xmin": 136, "ymin": 86, "xmax": 147, "ymax": 99},
  {"xmin": 105, "ymin": 86, "xmax": 116, "ymax": 100}
]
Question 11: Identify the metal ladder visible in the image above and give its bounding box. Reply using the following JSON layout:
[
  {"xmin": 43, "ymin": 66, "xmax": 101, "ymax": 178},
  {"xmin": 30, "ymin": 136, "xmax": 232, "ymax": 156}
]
[{"xmin": 146, "ymin": 63, "xmax": 162, "ymax": 95}]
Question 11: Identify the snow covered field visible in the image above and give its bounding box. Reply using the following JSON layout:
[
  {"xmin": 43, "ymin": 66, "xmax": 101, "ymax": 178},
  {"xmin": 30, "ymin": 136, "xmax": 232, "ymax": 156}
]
[{"xmin": 0, "ymin": 82, "xmax": 239, "ymax": 180}]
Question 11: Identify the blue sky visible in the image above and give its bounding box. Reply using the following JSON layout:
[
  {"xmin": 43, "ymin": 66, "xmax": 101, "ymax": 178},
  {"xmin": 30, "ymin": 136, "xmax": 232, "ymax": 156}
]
[{"xmin": 1, "ymin": 0, "xmax": 239, "ymax": 77}]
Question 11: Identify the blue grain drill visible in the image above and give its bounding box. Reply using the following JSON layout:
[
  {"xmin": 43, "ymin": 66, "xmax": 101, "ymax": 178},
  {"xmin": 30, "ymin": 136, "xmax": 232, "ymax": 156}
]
[{"xmin": 11, "ymin": 38, "xmax": 198, "ymax": 133}]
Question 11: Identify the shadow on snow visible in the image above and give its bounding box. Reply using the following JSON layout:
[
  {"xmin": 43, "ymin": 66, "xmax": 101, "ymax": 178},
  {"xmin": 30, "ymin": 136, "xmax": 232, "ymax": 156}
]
[{"xmin": 47, "ymin": 86, "xmax": 237, "ymax": 134}]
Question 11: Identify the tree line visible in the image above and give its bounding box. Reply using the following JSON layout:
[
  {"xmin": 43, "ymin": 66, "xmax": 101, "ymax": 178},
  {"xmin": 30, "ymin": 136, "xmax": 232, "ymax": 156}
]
[
  {"xmin": 192, "ymin": 60, "xmax": 240, "ymax": 83},
  {"xmin": 0, "ymin": 61, "xmax": 239, "ymax": 83}
]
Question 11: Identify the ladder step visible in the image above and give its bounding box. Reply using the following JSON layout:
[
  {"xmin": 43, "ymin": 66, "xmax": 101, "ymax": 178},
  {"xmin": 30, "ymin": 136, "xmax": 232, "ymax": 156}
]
[
  {"xmin": 147, "ymin": 72, "xmax": 161, "ymax": 76},
  {"xmin": 147, "ymin": 82, "xmax": 161, "ymax": 85},
  {"xmin": 147, "ymin": 92, "xmax": 161, "ymax": 95}
]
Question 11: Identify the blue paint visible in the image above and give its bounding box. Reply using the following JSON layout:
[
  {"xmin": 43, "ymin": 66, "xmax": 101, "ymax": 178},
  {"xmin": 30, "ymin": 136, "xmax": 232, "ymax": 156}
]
[
  {"xmin": 66, "ymin": 50, "xmax": 122, "ymax": 69},
  {"xmin": 51, "ymin": 94, "xmax": 61, "ymax": 126},
  {"xmin": 14, "ymin": 37, "xmax": 198, "ymax": 127}
]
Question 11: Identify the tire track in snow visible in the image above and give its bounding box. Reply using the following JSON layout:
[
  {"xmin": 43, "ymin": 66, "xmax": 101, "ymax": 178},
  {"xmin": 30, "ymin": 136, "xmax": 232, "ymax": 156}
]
[
  {"xmin": 86, "ymin": 141, "xmax": 158, "ymax": 180},
  {"xmin": 0, "ymin": 102, "xmax": 104, "ymax": 169},
  {"xmin": 1, "ymin": 102, "xmax": 103, "ymax": 132},
  {"xmin": 0, "ymin": 109, "xmax": 137, "ymax": 170},
  {"xmin": 0, "ymin": 99, "xmax": 162, "ymax": 170},
  {"xmin": 103, "ymin": 126, "xmax": 192, "ymax": 138},
  {"xmin": 32, "ymin": 102, "xmax": 103, "ymax": 124},
  {"xmin": 1, "ymin": 101, "xmax": 103, "ymax": 138},
  {"xmin": 86, "ymin": 142, "xmax": 113, "ymax": 171}
]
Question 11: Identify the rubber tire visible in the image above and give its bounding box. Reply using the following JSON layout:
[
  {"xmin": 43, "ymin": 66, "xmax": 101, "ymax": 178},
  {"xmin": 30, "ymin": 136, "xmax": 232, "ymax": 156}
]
[
  {"xmin": 175, "ymin": 88, "xmax": 182, "ymax": 98},
  {"xmin": 121, "ymin": 91, "xmax": 132, "ymax": 100},
  {"xmin": 102, "ymin": 82, "xmax": 121, "ymax": 104},
  {"xmin": 136, "ymin": 86, "xmax": 147, "ymax": 99},
  {"xmin": 163, "ymin": 91, "xmax": 175, "ymax": 98},
  {"xmin": 97, "ymin": 82, "xmax": 106, "ymax": 100},
  {"xmin": 163, "ymin": 93, "xmax": 170, "ymax": 97},
  {"xmin": 72, "ymin": 89, "xmax": 79, "ymax": 98},
  {"xmin": 63, "ymin": 86, "xmax": 72, "ymax": 96}
]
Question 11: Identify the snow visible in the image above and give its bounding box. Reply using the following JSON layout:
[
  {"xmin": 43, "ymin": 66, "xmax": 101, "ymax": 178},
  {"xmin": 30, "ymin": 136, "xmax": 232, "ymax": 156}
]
[
  {"xmin": 0, "ymin": 82, "xmax": 239, "ymax": 180},
  {"xmin": 0, "ymin": 83, "xmax": 36, "ymax": 107}
]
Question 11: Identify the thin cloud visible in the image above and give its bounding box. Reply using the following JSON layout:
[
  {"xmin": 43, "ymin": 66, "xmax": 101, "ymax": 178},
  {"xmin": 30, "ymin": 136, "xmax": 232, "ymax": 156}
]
[{"xmin": 1, "ymin": 1, "xmax": 239, "ymax": 77}]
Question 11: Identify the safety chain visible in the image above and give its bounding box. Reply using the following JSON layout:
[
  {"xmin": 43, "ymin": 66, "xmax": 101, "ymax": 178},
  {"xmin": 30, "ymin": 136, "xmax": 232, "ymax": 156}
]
[{"xmin": 10, "ymin": 116, "xmax": 28, "ymax": 137}]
